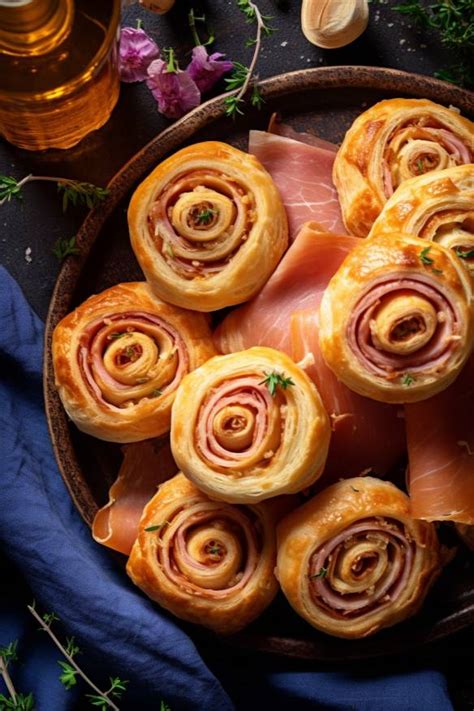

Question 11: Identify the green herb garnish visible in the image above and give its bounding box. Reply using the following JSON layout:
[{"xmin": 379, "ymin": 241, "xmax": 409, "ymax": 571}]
[
  {"xmin": 224, "ymin": 2, "xmax": 274, "ymax": 118},
  {"xmin": 420, "ymin": 246, "xmax": 434, "ymax": 265},
  {"xmin": 402, "ymin": 373, "xmax": 416, "ymax": 386},
  {"xmin": 455, "ymin": 247, "xmax": 474, "ymax": 260},
  {"xmin": 52, "ymin": 236, "xmax": 80, "ymax": 261},
  {"xmin": 108, "ymin": 332, "xmax": 127, "ymax": 340},
  {"xmin": 145, "ymin": 521, "xmax": 169, "ymax": 532},
  {"xmin": 196, "ymin": 208, "xmax": 216, "ymax": 224},
  {"xmin": 310, "ymin": 567, "xmax": 328, "ymax": 580},
  {"xmin": 0, "ymin": 173, "xmax": 108, "ymax": 210},
  {"xmin": 260, "ymin": 371, "xmax": 295, "ymax": 396},
  {"xmin": 393, "ymin": 0, "xmax": 474, "ymax": 88}
]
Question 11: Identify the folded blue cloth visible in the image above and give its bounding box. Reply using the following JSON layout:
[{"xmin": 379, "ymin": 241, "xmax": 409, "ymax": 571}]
[{"xmin": 0, "ymin": 266, "xmax": 454, "ymax": 711}]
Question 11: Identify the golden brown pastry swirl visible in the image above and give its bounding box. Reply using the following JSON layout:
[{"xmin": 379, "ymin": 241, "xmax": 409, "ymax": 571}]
[
  {"xmin": 319, "ymin": 233, "xmax": 474, "ymax": 403},
  {"xmin": 128, "ymin": 141, "xmax": 288, "ymax": 311},
  {"xmin": 333, "ymin": 99, "xmax": 474, "ymax": 236},
  {"xmin": 127, "ymin": 474, "xmax": 284, "ymax": 634},
  {"xmin": 276, "ymin": 477, "xmax": 441, "ymax": 639},
  {"xmin": 52, "ymin": 282, "xmax": 215, "ymax": 442},
  {"xmin": 171, "ymin": 347, "xmax": 331, "ymax": 503},
  {"xmin": 369, "ymin": 164, "xmax": 474, "ymax": 275}
]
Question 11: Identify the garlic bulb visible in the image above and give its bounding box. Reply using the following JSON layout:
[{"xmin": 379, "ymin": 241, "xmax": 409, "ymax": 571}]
[{"xmin": 301, "ymin": 0, "xmax": 369, "ymax": 49}]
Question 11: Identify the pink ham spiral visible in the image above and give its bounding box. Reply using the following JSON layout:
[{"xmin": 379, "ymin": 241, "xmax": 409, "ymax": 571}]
[
  {"xmin": 126, "ymin": 474, "xmax": 284, "ymax": 634},
  {"xmin": 347, "ymin": 274, "xmax": 460, "ymax": 378},
  {"xmin": 52, "ymin": 282, "xmax": 216, "ymax": 443},
  {"xmin": 309, "ymin": 518, "xmax": 414, "ymax": 618},
  {"xmin": 276, "ymin": 477, "xmax": 442, "ymax": 639},
  {"xmin": 148, "ymin": 169, "xmax": 254, "ymax": 277},
  {"xmin": 319, "ymin": 233, "xmax": 474, "ymax": 403},
  {"xmin": 79, "ymin": 311, "xmax": 188, "ymax": 408}
]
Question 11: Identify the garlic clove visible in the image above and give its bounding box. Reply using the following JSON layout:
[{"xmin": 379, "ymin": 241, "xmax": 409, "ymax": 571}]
[{"xmin": 301, "ymin": 0, "xmax": 369, "ymax": 49}]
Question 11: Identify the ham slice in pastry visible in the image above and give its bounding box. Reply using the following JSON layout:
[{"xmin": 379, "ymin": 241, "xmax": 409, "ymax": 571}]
[
  {"xmin": 319, "ymin": 233, "xmax": 474, "ymax": 403},
  {"xmin": 249, "ymin": 130, "xmax": 345, "ymax": 240},
  {"xmin": 127, "ymin": 473, "xmax": 289, "ymax": 634},
  {"xmin": 369, "ymin": 164, "xmax": 474, "ymax": 276},
  {"xmin": 407, "ymin": 355, "xmax": 474, "ymax": 524},
  {"xmin": 215, "ymin": 223, "xmax": 405, "ymax": 479},
  {"xmin": 334, "ymin": 98, "xmax": 474, "ymax": 236},
  {"xmin": 52, "ymin": 282, "xmax": 216, "ymax": 443},
  {"xmin": 128, "ymin": 141, "xmax": 288, "ymax": 312},
  {"xmin": 276, "ymin": 477, "xmax": 442, "ymax": 639},
  {"xmin": 171, "ymin": 347, "xmax": 330, "ymax": 503}
]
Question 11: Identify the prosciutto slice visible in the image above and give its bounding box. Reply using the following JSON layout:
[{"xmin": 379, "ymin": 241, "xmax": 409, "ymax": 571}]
[
  {"xmin": 92, "ymin": 439, "xmax": 178, "ymax": 555},
  {"xmin": 215, "ymin": 223, "xmax": 405, "ymax": 479},
  {"xmin": 215, "ymin": 222, "xmax": 354, "ymax": 355},
  {"xmin": 407, "ymin": 355, "xmax": 474, "ymax": 524},
  {"xmin": 249, "ymin": 131, "xmax": 346, "ymax": 240}
]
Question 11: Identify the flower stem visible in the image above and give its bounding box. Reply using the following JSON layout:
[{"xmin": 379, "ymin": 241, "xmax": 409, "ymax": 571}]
[
  {"xmin": 0, "ymin": 657, "xmax": 17, "ymax": 701},
  {"xmin": 27, "ymin": 606, "xmax": 119, "ymax": 711},
  {"xmin": 188, "ymin": 9, "xmax": 202, "ymax": 46}
]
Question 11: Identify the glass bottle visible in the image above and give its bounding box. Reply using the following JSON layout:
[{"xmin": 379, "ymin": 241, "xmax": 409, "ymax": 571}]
[{"xmin": 0, "ymin": 0, "xmax": 121, "ymax": 151}]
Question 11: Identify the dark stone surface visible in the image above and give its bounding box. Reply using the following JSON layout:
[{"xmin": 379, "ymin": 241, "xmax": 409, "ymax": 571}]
[{"xmin": 1, "ymin": 0, "xmax": 473, "ymax": 708}]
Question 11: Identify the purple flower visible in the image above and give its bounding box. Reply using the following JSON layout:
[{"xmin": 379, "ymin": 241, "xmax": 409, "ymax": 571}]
[
  {"xmin": 146, "ymin": 59, "xmax": 201, "ymax": 119},
  {"xmin": 186, "ymin": 45, "xmax": 234, "ymax": 94},
  {"xmin": 119, "ymin": 27, "xmax": 160, "ymax": 83}
]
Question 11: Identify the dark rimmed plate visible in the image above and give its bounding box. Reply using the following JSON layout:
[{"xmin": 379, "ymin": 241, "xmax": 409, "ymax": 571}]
[{"xmin": 44, "ymin": 66, "xmax": 474, "ymax": 661}]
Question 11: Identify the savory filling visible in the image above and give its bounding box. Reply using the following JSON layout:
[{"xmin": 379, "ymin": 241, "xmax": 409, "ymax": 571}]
[
  {"xmin": 148, "ymin": 169, "xmax": 256, "ymax": 279},
  {"xmin": 78, "ymin": 312, "xmax": 188, "ymax": 408},
  {"xmin": 308, "ymin": 518, "xmax": 414, "ymax": 619},
  {"xmin": 156, "ymin": 502, "xmax": 261, "ymax": 598}
]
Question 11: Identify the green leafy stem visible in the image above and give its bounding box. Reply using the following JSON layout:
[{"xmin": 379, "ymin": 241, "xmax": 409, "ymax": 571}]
[
  {"xmin": 224, "ymin": 1, "xmax": 274, "ymax": 117},
  {"xmin": 0, "ymin": 174, "xmax": 108, "ymax": 211}
]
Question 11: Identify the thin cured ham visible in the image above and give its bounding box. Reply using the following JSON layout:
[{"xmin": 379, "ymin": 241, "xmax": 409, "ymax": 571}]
[
  {"xmin": 407, "ymin": 355, "xmax": 474, "ymax": 524},
  {"xmin": 92, "ymin": 439, "xmax": 178, "ymax": 555},
  {"xmin": 249, "ymin": 131, "xmax": 345, "ymax": 239},
  {"xmin": 215, "ymin": 222, "xmax": 355, "ymax": 355},
  {"xmin": 215, "ymin": 223, "xmax": 405, "ymax": 479},
  {"xmin": 291, "ymin": 310, "xmax": 405, "ymax": 479}
]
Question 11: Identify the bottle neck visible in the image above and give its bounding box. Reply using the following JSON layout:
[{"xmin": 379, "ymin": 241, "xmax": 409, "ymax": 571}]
[{"xmin": 0, "ymin": 0, "xmax": 74, "ymax": 56}]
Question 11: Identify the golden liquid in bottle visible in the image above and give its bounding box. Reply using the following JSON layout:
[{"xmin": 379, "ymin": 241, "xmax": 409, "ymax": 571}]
[{"xmin": 0, "ymin": 0, "xmax": 121, "ymax": 151}]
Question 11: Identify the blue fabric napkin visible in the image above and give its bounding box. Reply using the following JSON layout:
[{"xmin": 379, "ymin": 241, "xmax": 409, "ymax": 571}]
[{"xmin": 0, "ymin": 265, "xmax": 454, "ymax": 711}]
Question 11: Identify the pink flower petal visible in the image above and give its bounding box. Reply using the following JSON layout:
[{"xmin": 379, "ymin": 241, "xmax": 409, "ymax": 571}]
[
  {"xmin": 146, "ymin": 59, "xmax": 201, "ymax": 119},
  {"xmin": 186, "ymin": 45, "xmax": 234, "ymax": 94},
  {"xmin": 119, "ymin": 27, "xmax": 160, "ymax": 83}
]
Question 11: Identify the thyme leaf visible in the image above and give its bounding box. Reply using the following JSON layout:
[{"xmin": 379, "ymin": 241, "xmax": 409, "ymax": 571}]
[{"xmin": 259, "ymin": 371, "xmax": 295, "ymax": 396}]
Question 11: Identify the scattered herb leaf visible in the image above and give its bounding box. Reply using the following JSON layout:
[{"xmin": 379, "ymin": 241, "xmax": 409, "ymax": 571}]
[
  {"xmin": 52, "ymin": 236, "xmax": 80, "ymax": 261},
  {"xmin": 402, "ymin": 373, "xmax": 416, "ymax": 386},
  {"xmin": 419, "ymin": 245, "xmax": 434, "ymax": 265},
  {"xmin": 58, "ymin": 660, "xmax": 79, "ymax": 690},
  {"xmin": 260, "ymin": 371, "xmax": 295, "ymax": 396},
  {"xmin": 196, "ymin": 208, "xmax": 215, "ymax": 224},
  {"xmin": 0, "ymin": 692, "xmax": 35, "ymax": 711},
  {"xmin": 108, "ymin": 332, "xmax": 127, "ymax": 340},
  {"xmin": 57, "ymin": 181, "xmax": 109, "ymax": 213},
  {"xmin": 145, "ymin": 521, "xmax": 169, "ymax": 532},
  {"xmin": 393, "ymin": 0, "xmax": 474, "ymax": 88},
  {"xmin": 310, "ymin": 566, "xmax": 328, "ymax": 580},
  {"xmin": 455, "ymin": 247, "xmax": 474, "ymax": 260}
]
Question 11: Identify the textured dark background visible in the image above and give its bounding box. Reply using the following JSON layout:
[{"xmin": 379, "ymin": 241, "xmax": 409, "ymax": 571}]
[{"xmin": 0, "ymin": 0, "xmax": 472, "ymax": 707}]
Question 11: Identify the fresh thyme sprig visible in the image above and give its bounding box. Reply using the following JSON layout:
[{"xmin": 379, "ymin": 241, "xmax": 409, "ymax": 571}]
[
  {"xmin": 260, "ymin": 371, "xmax": 295, "ymax": 397},
  {"xmin": 27, "ymin": 605, "xmax": 128, "ymax": 711},
  {"xmin": 52, "ymin": 236, "xmax": 80, "ymax": 261},
  {"xmin": 393, "ymin": 0, "xmax": 474, "ymax": 88},
  {"xmin": 224, "ymin": 1, "xmax": 274, "ymax": 117},
  {"xmin": 0, "ymin": 174, "xmax": 108, "ymax": 211}
]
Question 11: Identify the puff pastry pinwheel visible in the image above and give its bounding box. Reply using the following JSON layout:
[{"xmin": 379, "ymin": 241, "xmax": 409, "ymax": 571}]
[
  {"xmin": 127, "ymin": 473, "xmax": 286, "ymax": 634},
  {"xmin": 170, "ymin": 347, "xmax": 330, "ymax": 503},
  {"xmin": 369, "ymin": 164, "xmax": 474, "ymax": 274},
  {"xmin": 333, "ymin": 99, "xmax": 474, "ymax": 236},
  {"xmin": 319, "ymin": 233, "xmax": 474, "ymax": 403},
  {"xmin": 52, "ymin": 282, "xmax": 216, "ymax": 443},
  {"xmin": 128, "ymin": 141, "xmax": 288, "ymax": 311},
  {"xmin": 276, "ymin": 477, "xmax": 441, "ymax": 639}
]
